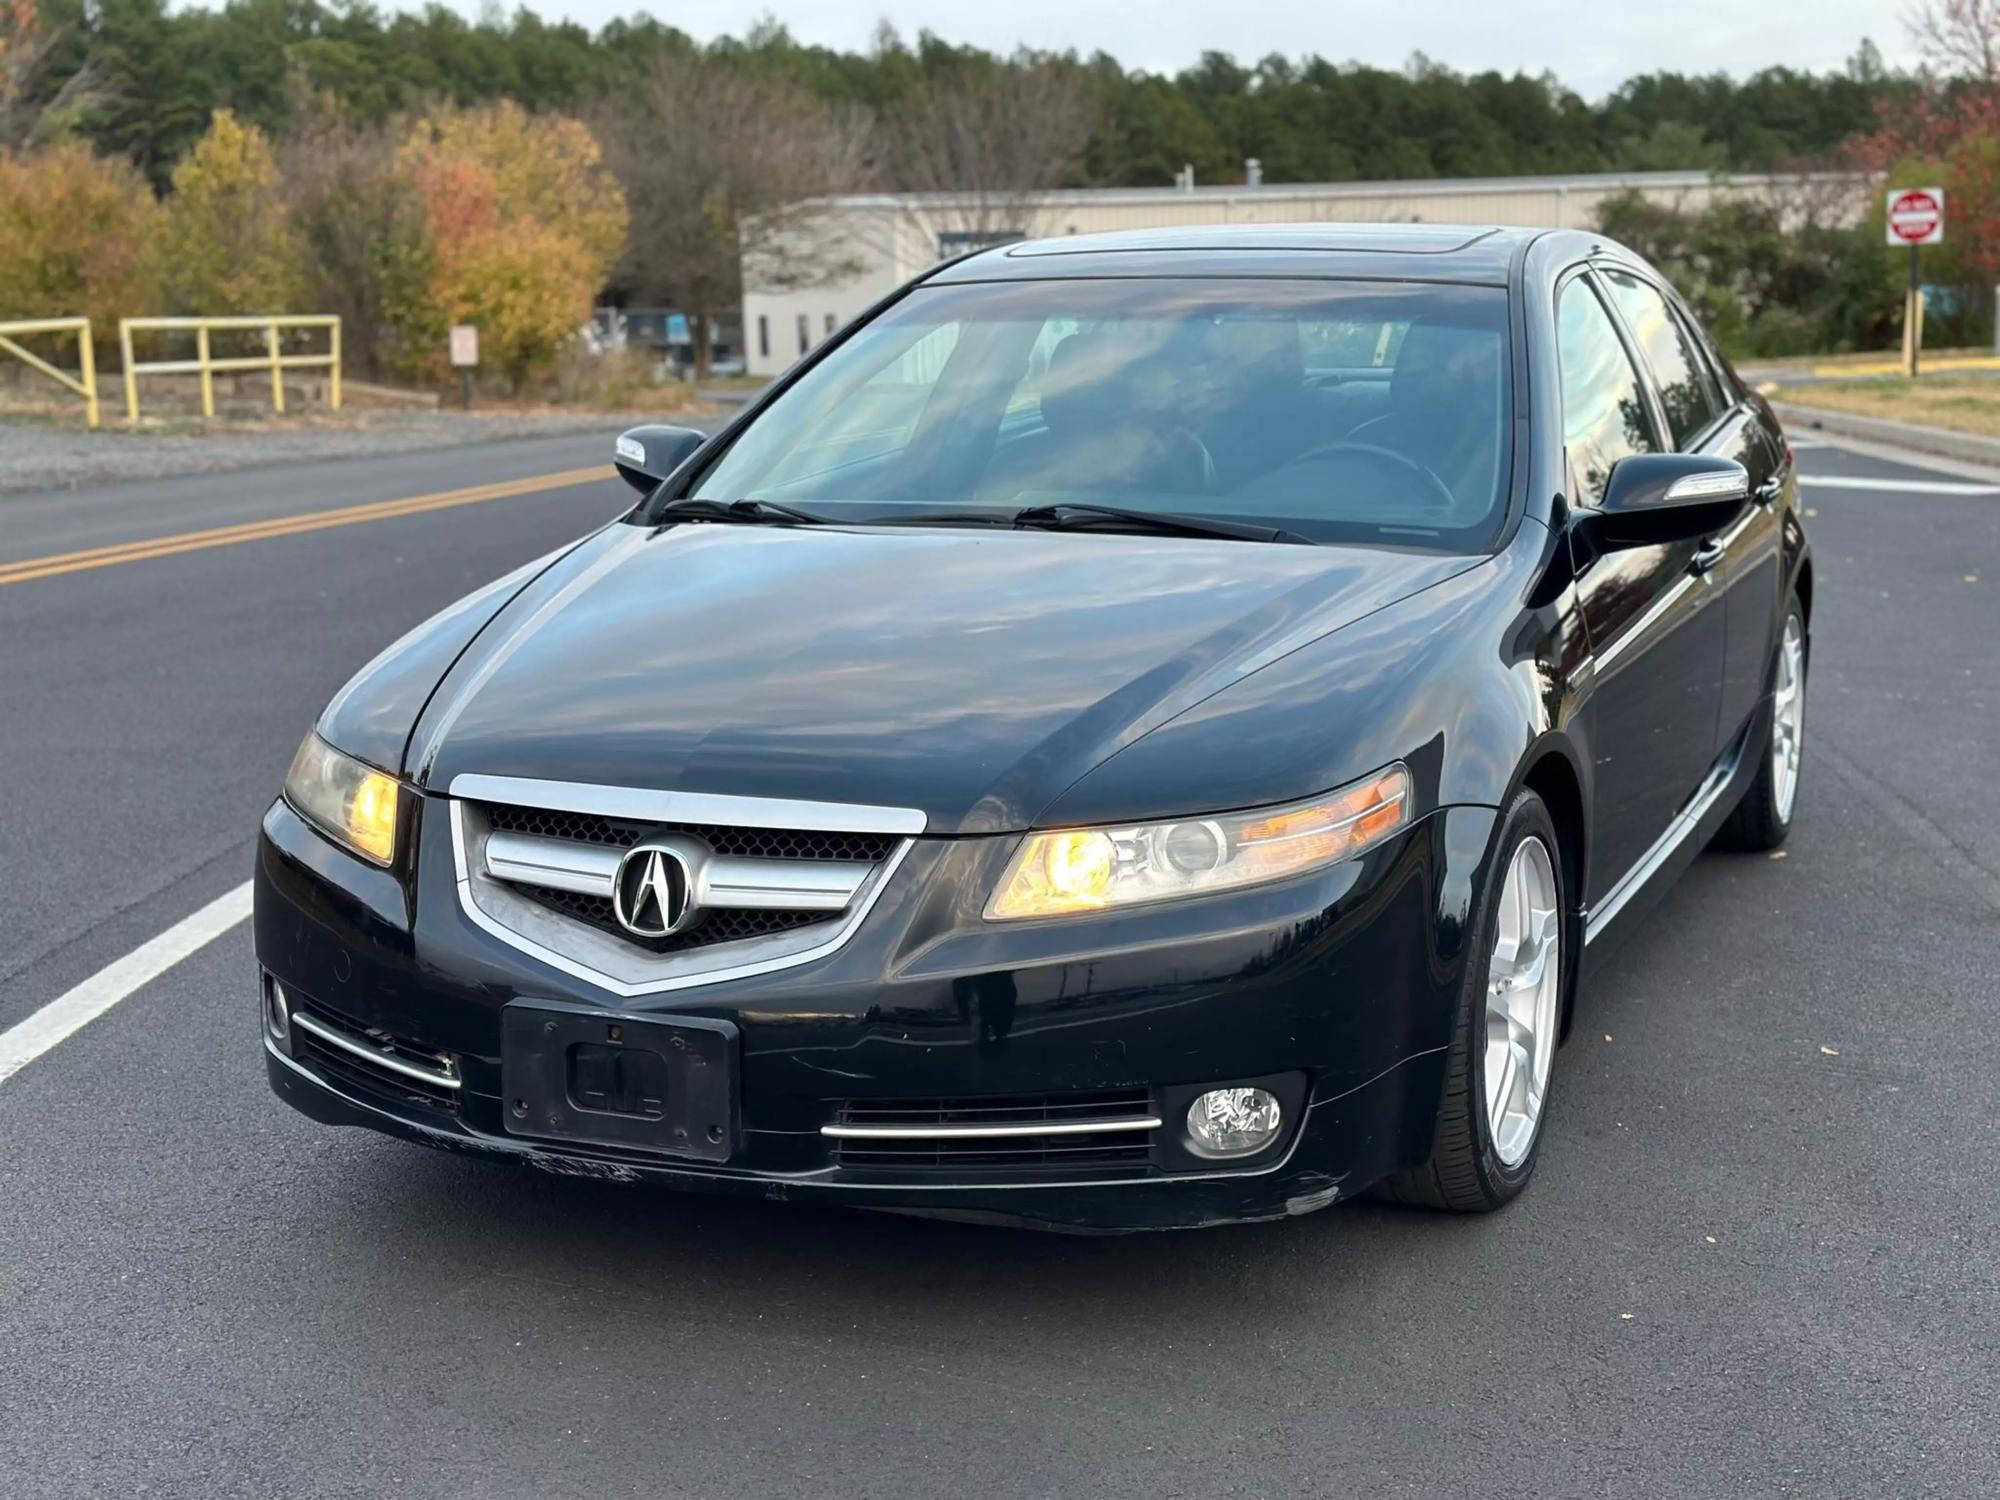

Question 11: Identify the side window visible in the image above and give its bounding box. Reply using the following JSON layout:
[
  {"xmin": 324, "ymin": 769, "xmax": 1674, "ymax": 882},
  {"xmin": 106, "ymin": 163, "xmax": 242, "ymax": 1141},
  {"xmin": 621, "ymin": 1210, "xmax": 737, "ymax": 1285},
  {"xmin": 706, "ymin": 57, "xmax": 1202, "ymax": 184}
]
[
  {"xmin": 1676, "ymin": 303, "xmax": 1740, "ymax": 408},
  {"xmin": 1600, "ymin": 270, "xmax": 1724, "ymax": 448},
  {"xmin": 1557, "ymin": 279, "xmax": 1657, "ymax": 506}
]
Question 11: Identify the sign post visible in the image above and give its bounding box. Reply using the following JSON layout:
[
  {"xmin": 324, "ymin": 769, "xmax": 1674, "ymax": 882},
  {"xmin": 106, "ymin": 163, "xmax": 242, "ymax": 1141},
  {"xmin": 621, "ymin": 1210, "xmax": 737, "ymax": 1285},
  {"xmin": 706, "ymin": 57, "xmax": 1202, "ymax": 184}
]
[
  {"xmin": 449, "ymin": 324, "xmax": 479, "ymax": 409},
  {"xmin": 1885, "ymin": 187, "xmax": 1945, "ymax": 378}
]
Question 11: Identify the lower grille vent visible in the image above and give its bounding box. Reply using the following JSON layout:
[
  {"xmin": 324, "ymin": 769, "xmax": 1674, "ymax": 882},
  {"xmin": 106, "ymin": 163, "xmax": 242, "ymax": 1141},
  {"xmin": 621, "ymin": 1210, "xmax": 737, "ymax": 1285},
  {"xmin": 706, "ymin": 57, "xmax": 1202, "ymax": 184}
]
[{"xmin": 290, "ymin": 998, "xmax": 461, "ymax": 1114}]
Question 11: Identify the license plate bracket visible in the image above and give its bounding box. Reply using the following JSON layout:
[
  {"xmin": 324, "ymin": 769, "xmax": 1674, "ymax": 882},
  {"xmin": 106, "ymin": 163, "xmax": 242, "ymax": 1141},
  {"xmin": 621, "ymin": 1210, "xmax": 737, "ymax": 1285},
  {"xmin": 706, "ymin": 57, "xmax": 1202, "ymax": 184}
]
[{"xmin": 502, "ymin": 1000, "xmax": 738, "ymax": 1162}]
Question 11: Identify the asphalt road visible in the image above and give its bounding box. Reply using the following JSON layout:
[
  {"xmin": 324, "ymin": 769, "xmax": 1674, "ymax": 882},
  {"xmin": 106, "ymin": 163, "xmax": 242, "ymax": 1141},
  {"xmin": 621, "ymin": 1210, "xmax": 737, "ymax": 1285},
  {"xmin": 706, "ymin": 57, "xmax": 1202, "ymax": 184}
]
[{"xmin": 1, "ymin": 427, "xmax": 1996, "ymax": 1497}]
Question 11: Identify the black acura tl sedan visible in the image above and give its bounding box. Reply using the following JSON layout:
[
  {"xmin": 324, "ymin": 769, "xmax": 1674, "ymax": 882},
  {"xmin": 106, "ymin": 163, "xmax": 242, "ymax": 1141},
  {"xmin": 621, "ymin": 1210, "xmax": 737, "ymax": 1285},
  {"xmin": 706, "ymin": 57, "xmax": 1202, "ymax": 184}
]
[{"xmin": 256, "ymin": 223, "xmax": 1810, "ymax": 1230}]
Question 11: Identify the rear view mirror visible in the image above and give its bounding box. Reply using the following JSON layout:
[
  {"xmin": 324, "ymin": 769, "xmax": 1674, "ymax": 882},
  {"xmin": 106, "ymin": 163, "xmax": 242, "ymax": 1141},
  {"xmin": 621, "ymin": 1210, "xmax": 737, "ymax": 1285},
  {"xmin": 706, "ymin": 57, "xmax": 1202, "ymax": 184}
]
[
  {"xmin": 1576, "ymin": 453, "xmax": 1748, "ymax": 551},
  {"xmin": 614, "ymin": 425, "xmax": 706, "ymax": 494}
]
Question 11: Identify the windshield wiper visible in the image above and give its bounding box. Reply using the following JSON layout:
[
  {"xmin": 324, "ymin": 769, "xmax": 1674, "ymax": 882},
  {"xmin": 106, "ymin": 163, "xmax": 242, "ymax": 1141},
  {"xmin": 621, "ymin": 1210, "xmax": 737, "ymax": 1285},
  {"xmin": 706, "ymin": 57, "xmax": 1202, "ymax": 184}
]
[
  {"xmin": 655, "ymin": 497, "xmax": 837, "ymax": 527},
  {"xmin": 1010, "ymin": 502, "xmax": 1310, "ymax": 545}
]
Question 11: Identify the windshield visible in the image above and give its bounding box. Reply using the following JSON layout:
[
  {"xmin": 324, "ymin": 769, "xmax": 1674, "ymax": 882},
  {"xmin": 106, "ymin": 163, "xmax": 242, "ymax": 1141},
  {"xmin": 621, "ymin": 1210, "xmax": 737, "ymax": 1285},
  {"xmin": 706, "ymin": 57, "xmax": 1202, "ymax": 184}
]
[{"xmin": 684, "ymin": 278, "xmax": 1514, "ymax": 551}]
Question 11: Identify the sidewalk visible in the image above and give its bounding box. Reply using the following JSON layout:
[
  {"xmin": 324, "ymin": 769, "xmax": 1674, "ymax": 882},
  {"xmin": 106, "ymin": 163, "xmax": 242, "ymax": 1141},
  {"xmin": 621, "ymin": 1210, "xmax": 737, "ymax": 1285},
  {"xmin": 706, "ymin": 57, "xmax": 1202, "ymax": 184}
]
[{"xmin": 1772, "ymin": 401, "xmax": 2000, "ymax": 469}]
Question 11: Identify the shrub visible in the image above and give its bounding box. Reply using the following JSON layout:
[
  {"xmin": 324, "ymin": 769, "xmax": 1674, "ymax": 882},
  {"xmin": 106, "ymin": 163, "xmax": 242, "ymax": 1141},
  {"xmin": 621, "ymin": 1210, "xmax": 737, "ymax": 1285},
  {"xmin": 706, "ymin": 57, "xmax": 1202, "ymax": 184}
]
[
  {"xmin": 392, "ymin": 101, "xmax": 627, "ymax": 386},
  {"xmin": 0, "ymin": 138, "xmax": 159, "ymax": 332},
  {"xmin": 157, "ymin": 108, "xmax": 302, "ymax": 315}
]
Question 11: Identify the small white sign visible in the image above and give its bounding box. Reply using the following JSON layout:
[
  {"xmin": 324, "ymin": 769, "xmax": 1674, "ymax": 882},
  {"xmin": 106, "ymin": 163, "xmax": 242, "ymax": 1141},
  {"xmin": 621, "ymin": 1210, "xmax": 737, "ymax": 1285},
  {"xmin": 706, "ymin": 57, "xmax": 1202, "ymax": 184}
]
[
  {"xmin": 1886, "ymin": 187, "xmax": 1945, "ymax": 247},
  {"xmin": 449, "ymin": 324, "xmax": 480, "ymax": 367}
]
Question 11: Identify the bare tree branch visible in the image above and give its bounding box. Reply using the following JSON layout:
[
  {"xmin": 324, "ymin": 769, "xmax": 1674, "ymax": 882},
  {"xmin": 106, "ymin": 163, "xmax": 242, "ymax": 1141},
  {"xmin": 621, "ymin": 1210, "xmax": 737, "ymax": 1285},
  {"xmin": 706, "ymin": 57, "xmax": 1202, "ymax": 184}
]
[
  {"xmin": 877, "ymin": 56, "xmax": 1102, "ymax": 248},
  {"xmin": 593, "ymin": 53, "xmax": 873, "ymax": 377},
  {"xmin": 1907, "ymin": 0, "xmax": 2000, "ymax": 84},
  {"xmin": 1, "ymin": 0, "xmax": 102, "ymax": 153}
]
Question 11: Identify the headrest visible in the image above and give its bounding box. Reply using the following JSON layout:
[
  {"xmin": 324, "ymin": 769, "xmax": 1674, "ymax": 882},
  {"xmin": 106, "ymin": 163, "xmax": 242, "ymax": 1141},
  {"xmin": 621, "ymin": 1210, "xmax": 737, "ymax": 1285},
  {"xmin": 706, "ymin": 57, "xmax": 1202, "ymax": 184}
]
[
  {"xmin": 1039, "ymin": 330, "xmax": 1180, "ymax": 436},
  {"xmin": 1391, "ymin": 321, "xmax": 1502, "ymax": 408}
]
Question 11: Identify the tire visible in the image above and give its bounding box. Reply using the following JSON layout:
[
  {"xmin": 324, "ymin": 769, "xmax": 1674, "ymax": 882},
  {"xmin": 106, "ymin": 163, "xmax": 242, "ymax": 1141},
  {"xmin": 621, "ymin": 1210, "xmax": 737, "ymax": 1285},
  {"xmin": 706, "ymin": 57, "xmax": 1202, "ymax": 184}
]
[
  {"xmin": 1375, "ymin": 789, "xmax": 1567, "ymax": 1212},
  {"xmin": 1713, "ymin": 595, "xmax": 1807, "ymax": 853}
]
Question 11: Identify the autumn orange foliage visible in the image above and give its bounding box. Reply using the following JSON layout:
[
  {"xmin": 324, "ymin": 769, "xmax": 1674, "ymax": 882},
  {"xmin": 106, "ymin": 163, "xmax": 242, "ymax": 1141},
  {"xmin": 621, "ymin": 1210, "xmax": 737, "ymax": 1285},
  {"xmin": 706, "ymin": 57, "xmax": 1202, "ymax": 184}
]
[{"xmin": 394, "ymin": 101, "xmax": 628, "ymax": 385}]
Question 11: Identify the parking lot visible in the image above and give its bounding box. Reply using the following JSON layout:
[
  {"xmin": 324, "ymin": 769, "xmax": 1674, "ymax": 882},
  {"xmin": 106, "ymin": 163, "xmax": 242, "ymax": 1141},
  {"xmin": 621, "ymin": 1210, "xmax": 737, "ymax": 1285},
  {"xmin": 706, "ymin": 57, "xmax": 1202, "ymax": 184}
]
[{"xmin": 2, "ymin": 428, "xmax": 1996, "ymax": 1497}]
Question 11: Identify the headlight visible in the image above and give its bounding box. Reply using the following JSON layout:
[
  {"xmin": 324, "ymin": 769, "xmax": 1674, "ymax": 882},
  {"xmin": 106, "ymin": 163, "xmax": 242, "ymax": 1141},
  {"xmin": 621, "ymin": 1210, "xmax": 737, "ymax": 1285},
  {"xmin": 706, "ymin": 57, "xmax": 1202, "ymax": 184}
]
[
  {"xmin": 987, "ymin": 764, "xmax": 1409, "ymax": 920},
  {"xmin": 284, "ymin": 733, "xmax": 403, "ymax": 866}
]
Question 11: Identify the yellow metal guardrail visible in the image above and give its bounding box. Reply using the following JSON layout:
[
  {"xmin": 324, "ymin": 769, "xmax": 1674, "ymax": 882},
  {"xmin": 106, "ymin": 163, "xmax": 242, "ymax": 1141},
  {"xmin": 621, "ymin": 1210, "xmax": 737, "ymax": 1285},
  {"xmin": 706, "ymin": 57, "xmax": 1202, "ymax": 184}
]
[
  {"xmin": 0, "ymin": 317, "xmax": 100, "ymax": 428},
  {"xmin": 117, "ymin": 315, "xmax": 340, "ymax": 423}
]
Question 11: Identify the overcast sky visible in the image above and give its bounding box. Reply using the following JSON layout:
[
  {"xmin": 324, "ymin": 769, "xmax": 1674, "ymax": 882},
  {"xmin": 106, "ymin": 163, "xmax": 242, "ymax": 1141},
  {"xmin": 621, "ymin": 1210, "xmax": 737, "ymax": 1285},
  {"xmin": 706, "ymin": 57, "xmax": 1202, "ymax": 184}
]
[{"xmin": 462, "ymin": 1, "xmax": 1916, "ymax": 99}]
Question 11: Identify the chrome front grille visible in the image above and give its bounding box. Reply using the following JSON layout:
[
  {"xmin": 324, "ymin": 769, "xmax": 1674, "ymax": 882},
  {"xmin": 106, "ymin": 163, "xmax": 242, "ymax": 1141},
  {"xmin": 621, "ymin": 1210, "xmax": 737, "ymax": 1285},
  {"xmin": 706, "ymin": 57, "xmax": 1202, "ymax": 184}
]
[
  {"xmin": 825, "ymin": 1089, "xmax": 1161, "ymax": 1175},
  {"xmin": 447, "ymin": 775, "xmax": 925, "ymax": 999},
  {"xmin": 476, "ymin": 803, "xmax": 890, "ymax": 957}
]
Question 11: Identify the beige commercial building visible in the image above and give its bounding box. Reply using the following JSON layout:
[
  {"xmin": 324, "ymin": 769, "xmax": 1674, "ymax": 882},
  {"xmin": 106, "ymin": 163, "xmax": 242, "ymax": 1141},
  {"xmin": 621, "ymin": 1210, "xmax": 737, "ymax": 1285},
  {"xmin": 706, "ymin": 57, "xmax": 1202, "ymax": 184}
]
[{"xmin": 741, "ymin": 168, "xmax": 1863, "ymax": 376}]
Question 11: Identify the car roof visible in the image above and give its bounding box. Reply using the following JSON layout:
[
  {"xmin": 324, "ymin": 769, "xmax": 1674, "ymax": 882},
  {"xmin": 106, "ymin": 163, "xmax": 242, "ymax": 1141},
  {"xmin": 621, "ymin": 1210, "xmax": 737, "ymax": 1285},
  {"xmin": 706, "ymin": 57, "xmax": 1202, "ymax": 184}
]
[{"xmin": 926, "ymin": 222, "xmax": 1540, "ymax": 287}]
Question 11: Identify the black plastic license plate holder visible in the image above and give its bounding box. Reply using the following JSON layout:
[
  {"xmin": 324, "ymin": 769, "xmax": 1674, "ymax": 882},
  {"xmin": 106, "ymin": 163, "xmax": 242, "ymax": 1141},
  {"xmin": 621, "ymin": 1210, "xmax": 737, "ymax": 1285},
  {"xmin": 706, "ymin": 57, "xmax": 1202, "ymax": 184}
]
[{"xmin": 502, "ymin": 1000, "xmax": 738, "ymax": 1162}]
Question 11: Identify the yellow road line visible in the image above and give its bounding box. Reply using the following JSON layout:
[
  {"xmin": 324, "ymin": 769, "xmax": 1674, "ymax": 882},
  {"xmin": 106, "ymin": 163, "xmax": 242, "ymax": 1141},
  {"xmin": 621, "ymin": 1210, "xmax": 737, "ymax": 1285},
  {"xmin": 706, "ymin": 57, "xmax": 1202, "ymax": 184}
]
[{"xmin": 0, "ymin": 466, "xmax": 614, "ymax": 587}]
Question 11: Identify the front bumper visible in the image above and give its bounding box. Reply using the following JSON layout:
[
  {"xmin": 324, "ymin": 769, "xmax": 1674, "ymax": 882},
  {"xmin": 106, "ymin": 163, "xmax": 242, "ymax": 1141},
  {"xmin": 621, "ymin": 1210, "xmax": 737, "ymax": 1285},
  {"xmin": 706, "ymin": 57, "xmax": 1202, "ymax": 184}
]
[{"xmin": 254, "ymin": 794, "xmax": 1497, "ymax": 1230}]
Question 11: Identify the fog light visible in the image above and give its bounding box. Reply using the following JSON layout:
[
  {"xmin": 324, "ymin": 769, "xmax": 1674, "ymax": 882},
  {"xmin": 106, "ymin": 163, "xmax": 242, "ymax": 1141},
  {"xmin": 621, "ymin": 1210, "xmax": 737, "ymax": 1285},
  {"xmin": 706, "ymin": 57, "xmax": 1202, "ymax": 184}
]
[
  {"xmin": 264, "ymin": 977, "xmax": 294, "ymax": 1056},
  {"xmin": 1186, "ymin": 1086, "xmax": 1282, "ymax": 1158}
]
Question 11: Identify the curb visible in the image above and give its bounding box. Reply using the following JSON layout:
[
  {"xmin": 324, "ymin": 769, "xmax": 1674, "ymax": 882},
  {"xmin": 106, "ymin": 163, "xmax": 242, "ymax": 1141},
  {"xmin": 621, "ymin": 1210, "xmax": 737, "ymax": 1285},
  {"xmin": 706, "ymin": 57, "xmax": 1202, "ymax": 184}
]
[{"xmin": 1772, "ymin": 401, "xmax": 2000, "ymax": 467}]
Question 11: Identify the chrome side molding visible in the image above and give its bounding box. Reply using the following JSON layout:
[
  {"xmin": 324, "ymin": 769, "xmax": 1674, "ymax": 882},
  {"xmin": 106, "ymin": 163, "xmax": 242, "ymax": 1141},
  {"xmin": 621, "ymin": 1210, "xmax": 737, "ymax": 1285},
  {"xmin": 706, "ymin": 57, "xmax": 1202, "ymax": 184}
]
[{"xmin": 1584, "ymin": 741, "xmax": 1744, "ymax": 945}]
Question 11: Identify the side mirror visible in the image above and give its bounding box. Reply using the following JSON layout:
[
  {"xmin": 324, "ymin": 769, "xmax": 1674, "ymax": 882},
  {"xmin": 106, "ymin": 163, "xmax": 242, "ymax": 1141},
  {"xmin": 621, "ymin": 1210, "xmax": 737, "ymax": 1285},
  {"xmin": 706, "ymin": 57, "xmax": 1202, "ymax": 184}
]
[
  {"xmin": 613, "ymin": 424, "xmax": 706, "ymax": 494},
  {"xmin": 1574, "ymin": 453, "xmax": 1749, "ymax": 551}
]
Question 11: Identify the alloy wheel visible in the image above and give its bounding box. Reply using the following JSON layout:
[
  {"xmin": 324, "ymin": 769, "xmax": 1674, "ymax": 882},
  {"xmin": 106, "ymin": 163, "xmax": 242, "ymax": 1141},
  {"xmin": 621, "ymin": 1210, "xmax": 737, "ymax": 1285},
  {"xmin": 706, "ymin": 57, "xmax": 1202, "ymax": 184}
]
[
  {"xmin": 1483, "ymin": 835, "xmax": 1560, "ymax": 1168},
  {"xmin": 1771, "ymin": 613, "xmax": 1805, "ymax": 824}
]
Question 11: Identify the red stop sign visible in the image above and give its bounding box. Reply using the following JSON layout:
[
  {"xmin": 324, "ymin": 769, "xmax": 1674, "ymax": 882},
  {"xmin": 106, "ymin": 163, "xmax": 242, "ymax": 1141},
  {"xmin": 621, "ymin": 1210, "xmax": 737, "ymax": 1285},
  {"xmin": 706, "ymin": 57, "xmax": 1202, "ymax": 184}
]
[{"xmin": 1887, "ymin": 188, "xmax": 1944, "ymax": 245}]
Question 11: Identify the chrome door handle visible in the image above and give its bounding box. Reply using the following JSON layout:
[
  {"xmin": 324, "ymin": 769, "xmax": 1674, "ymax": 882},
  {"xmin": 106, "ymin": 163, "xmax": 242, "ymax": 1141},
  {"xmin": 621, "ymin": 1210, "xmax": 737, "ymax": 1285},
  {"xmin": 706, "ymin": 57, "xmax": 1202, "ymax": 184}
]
[
  {"xmin": 1689, "ymin": 539, "xmax": 1727, "ymax": 575},
  {"xmin": 1754, "ymin": 475, "xmax": 1784, "ymax": 506}
]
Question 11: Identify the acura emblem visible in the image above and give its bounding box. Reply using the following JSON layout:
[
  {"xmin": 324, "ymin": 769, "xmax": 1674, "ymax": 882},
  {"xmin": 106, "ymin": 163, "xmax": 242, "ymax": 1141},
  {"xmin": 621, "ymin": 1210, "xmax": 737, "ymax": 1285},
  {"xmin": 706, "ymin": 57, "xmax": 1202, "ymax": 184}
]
[{"xmin": 612, "ymin": 842, "xmax": 698, "ymax": 937}]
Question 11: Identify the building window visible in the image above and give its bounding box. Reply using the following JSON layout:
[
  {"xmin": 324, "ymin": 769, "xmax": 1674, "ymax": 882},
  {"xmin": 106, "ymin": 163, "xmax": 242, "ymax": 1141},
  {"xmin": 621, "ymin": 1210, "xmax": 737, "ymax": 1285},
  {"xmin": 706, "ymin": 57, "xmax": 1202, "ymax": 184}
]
[
  {"xmin": 824, "ymin": 313, "xmax": 837, "ymax": 336},
  {"xmin": 757, "ymin": 316, "xmax": 769, "ymax": 359},
  {"xmin": 796, "ymin": 314, "xmax": 810, "ymax": 355}
]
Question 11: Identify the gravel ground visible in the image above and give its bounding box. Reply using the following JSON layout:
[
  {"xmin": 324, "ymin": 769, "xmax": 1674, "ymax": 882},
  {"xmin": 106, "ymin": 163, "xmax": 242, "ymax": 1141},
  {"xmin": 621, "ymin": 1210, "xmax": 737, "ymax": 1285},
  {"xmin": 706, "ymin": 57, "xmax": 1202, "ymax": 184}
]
[{"xmin": 0, "ymin": 409, "xmax": 689, "ymax": 494}]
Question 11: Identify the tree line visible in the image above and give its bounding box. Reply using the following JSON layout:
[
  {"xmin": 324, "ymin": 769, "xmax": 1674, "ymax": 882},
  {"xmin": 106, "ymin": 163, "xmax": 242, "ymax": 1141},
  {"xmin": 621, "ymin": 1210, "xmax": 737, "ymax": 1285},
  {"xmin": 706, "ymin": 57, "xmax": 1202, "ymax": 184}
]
[
  {"xmin": 1, "ymin": 0, "xmax": 1992, "ymax": 385},
  {"xmin": 8, "ymin": 0, "xmax": 1907, "ymax": 190}
]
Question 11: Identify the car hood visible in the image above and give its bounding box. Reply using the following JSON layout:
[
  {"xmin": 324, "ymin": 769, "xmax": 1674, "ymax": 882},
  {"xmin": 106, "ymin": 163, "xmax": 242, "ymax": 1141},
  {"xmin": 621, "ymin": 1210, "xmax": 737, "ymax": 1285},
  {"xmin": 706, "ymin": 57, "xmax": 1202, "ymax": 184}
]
[{"xmin": 409, "ymin": 522, "xmax": 1474, "ymax": 834}]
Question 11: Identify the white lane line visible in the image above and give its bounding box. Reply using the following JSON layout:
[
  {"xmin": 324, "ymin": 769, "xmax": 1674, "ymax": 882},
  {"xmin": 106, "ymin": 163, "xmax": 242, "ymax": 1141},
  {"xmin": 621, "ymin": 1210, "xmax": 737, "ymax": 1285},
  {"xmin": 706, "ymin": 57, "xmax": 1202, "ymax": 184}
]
[
  {"xmin": 0, "ymin": 881, "xmax": 252, "ymax": 1086},
  {"xmin": 1798, "ymin": 474, "xmax": 2000, "ymax": 496}
]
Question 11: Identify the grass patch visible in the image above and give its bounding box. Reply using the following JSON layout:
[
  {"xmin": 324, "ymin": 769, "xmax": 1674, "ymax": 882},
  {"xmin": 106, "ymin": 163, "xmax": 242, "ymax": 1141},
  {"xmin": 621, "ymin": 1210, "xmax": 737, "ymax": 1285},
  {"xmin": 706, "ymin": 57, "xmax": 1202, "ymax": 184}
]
[{"xmin": 1772, "ymin": 377, "xmax": 2000, "ymax": 440}]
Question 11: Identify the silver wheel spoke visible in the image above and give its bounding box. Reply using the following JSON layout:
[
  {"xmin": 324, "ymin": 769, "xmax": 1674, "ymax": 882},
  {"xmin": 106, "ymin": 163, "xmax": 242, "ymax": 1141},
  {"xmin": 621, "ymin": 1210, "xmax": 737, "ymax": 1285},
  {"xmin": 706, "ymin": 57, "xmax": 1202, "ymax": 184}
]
[
  {"xmin": 1482, "ymin": 837, "xmax": 1560, "ymax": 1168},
  {"xmin": 1771, "ymin": 613, "xmax": 1805, "ymax": 823}
]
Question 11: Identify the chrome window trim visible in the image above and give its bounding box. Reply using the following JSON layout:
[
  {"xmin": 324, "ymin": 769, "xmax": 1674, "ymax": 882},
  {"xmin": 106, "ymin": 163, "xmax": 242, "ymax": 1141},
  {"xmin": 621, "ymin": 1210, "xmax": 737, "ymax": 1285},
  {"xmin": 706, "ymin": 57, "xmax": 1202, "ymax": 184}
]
[
  {"xmin": 447, "ymin": 773, "xmax": 927, "ymax": 837},
  {"xmin": 1584, "ymin": 738, "xmax": 1744, "ymax": 944},
  {"xmin": 448, "ymin": 797, "xmax": 915, "ymax": 997},
  {"xmin": 822, "ymin": 1117, "xmax": 1162, "ymax": 1141}
]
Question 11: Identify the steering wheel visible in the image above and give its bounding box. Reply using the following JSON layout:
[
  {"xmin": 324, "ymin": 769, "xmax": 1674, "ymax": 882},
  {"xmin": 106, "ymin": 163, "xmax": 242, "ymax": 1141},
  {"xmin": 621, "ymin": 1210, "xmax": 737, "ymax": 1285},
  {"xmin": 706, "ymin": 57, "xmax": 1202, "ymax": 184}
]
[{"xmin": 1276, "ymin": 440, "xmax": 1458, "ymax": 512}]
